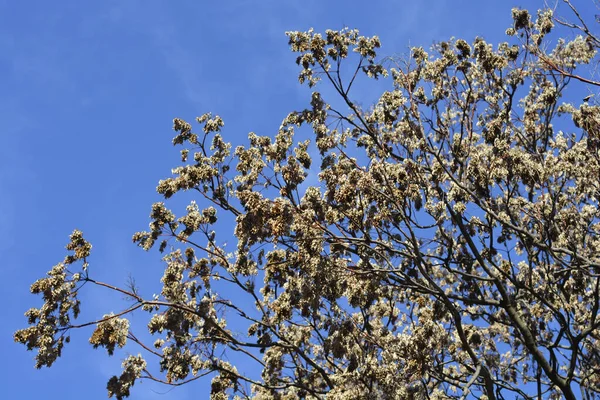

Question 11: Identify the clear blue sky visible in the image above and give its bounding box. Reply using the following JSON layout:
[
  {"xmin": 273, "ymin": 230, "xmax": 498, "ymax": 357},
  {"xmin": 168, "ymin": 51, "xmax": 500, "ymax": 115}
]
[{"xmin": 3, "ymin": 0, "xmax": 594, "ymax": 398}]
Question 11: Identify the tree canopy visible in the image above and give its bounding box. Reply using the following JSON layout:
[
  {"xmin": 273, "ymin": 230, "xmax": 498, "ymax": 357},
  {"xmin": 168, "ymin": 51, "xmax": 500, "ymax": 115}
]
[{"xmin": 14, "ymin": 3, "xmax": 600, "ymax": 399}]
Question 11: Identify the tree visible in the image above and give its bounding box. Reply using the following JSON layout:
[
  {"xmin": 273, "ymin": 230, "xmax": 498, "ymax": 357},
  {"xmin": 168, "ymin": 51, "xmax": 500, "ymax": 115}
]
[{"xmin": 14, "ymin": 3, "xmax": 600, "ymax": 399}]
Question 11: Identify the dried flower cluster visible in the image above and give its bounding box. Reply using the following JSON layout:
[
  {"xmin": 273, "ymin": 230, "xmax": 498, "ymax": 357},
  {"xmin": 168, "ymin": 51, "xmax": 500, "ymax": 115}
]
[{"xmin": 15, "ymin": 3, "xmax": 600, "ymax": 399}]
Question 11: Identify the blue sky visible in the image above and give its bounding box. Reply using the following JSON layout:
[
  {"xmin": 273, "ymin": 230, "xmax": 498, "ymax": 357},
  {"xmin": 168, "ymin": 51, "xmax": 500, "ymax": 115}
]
[{"xmin": 3, "ymin": 0, "xmax": 595, "ymax": 398}]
